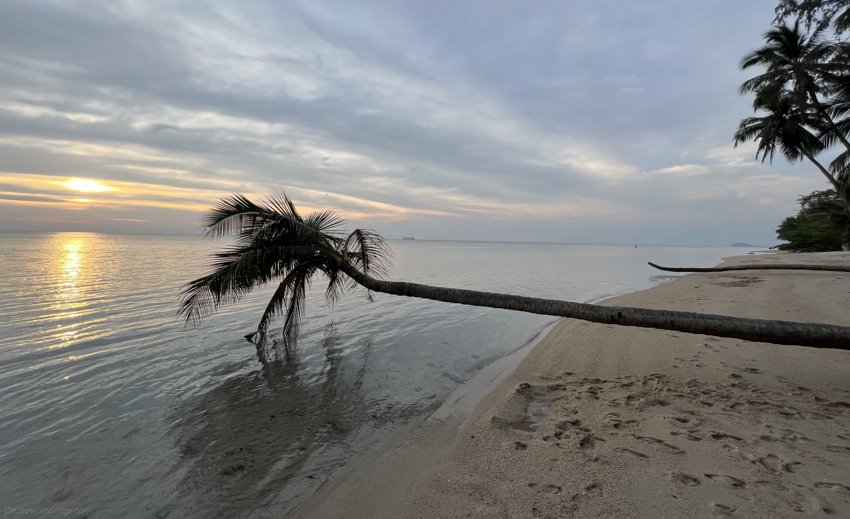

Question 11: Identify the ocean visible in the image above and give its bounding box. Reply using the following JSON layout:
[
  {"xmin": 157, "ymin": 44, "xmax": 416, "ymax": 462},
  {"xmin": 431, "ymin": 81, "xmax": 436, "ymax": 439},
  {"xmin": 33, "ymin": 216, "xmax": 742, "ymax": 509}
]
[{"xmin": 0, "ymin": 232, "xmax": 745, "ymax": 517}]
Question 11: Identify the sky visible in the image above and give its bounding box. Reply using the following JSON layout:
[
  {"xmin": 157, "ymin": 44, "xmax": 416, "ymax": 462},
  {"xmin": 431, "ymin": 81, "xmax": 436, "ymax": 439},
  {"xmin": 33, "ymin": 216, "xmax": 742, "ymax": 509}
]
[{"xmin": 0, "ymin": 0, "xmax": 831, "ymax": 245}]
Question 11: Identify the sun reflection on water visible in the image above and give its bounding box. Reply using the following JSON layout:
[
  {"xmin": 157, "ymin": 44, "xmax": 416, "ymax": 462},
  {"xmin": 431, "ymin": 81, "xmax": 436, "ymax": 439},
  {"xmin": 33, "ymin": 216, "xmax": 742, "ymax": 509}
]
[
  {"xmin": 47, "ymin": 234, "xmax": 96, "ymax": 351},
  {"xmin": 62, "ymin": 240, "xmax": 82, "ymax": 290}
]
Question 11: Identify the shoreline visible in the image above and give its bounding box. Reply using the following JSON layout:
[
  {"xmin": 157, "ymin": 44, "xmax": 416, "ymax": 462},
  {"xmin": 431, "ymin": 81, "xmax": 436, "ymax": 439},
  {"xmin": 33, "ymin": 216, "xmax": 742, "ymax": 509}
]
[
  {"xmin": 293, "ymin": 252, "xmax": 850, "ymax": 518},
  {"xmin": 289, "ymin": 319, "xmax": 561, "ymax": 517}
]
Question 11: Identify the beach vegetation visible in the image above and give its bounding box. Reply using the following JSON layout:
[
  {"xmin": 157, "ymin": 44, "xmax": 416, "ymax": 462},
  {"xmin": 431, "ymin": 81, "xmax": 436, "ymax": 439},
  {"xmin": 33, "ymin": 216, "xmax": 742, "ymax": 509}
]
[{"xmin": 776, "ymin": 189, "xmax": 849, "ymax": 250}]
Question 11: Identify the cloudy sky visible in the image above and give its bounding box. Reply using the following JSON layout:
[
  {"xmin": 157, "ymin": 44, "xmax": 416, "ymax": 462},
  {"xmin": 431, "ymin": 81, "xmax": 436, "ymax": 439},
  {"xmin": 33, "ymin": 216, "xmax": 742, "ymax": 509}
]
[{"xmin": 0, "ymin": 0, "xmax": 828, "ymax": 245}]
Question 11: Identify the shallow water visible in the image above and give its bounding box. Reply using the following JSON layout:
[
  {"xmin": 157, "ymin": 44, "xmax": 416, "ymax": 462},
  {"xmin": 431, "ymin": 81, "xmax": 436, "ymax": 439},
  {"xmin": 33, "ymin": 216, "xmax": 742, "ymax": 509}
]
[{"xmin": 0, "ymin": 232, "xmax": 742, "ymax": 517}]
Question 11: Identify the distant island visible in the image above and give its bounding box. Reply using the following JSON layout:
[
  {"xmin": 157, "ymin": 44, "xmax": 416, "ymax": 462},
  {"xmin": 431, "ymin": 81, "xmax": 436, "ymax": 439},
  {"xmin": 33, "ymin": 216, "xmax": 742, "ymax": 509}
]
[
  {"xmin": 731, "ymin": 242, "xmax": 755, "ymax": 247},
  {"xmin": 402, "ymin": 236, "xmax": 416, "ymax": 240}
]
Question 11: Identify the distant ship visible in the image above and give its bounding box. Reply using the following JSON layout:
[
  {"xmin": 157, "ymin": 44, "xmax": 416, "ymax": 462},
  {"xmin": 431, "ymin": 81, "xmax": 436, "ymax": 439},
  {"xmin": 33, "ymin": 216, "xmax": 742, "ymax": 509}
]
[{"xmin": 402, "ymin": 236, "xmax": 416, "ymax": 240}]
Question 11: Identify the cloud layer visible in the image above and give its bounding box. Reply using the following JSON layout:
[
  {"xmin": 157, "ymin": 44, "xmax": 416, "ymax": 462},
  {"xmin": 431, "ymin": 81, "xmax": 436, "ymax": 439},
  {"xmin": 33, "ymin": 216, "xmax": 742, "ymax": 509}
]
[{"xmin": 0, "ymin": 0, "xmax": 826, "ymax": 245}]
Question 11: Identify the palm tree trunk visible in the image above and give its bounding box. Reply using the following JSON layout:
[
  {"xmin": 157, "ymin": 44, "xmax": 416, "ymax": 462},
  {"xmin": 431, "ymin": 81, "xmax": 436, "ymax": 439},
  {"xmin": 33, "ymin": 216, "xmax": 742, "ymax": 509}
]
[
  {"xmin": 339, "ymin": 264, "xmax": 850, "ymax": 350},
  {"xmin": 800, "ymin": 148, "xmax": 843, "ymax": 191},
  {"xmin": 647, "ymin": 262, "xmax": 850, "ymax": 273}
]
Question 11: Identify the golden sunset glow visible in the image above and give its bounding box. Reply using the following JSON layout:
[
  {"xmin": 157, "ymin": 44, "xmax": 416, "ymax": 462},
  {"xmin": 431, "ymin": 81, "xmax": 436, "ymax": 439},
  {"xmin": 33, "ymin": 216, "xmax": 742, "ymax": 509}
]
[{"xmin": 63, "ymin": 178, "xmax": 114, "ymax": 193}]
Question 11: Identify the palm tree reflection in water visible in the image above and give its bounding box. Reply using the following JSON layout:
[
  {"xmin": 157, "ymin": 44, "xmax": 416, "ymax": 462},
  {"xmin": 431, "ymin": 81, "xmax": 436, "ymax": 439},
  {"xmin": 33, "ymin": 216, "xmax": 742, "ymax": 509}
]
[{"xmin": 167, "ymin": 325, "xmax": 402, "ymax": 517}]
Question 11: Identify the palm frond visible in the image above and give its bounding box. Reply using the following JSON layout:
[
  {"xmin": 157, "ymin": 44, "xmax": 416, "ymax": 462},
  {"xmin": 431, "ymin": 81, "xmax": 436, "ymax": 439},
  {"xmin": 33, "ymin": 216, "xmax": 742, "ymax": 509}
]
[
  {"xmin": 324, "ymin": 266, "xmax": 344, "ymax": 307},
  {"xmin": 202, "ymin": 194, "xmax": 271, "ymax": 238},
  {"xmin": 179, "ymin": 243, "xmax": 297, "ymax": 325},
  {"xmin": 836, "ymin": 6, "xmax": 850, "ymax": 33},
  {"xmin": 833, "ymin": 149, "xmax": 850, "ymax": 181},
  {"xmin": 252, "ymin": 256, "xmax": 328, "ymax": 342},
  {"xmin": 253, "ymin": 194, "xmax": 341, "ymax": 249},
  {"xmin": 303, "ymin": 209, "xmax": 345, "ymax": 238},
  {"xmin": 341, "ymin": 229, "xmax": 392, "ymax": 278}
]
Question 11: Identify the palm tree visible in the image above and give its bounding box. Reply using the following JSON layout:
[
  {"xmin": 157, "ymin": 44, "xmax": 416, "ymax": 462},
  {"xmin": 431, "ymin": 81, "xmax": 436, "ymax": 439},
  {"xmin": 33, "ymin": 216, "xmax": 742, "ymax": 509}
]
[
  {"xmin": 740, "ymin": 24, "xmax": 850, "ymax": 153},
  {"xmin": 734, "ymin": 86, "xmax": 844, "ymax": 192},
  {"xmin": 181, "ymin": 194, "xmax": 850, "ymax": 365},
  {"xmin": 735, "ymin": 87, "xmax": 850, "ymax": 245}
]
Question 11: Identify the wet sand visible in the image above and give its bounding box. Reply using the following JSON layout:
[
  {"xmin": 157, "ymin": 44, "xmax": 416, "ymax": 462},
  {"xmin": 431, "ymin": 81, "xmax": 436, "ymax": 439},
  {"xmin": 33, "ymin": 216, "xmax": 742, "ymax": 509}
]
[{"xmin": 294, "ymin": 252, "xmax": 850, "ymax": 518}]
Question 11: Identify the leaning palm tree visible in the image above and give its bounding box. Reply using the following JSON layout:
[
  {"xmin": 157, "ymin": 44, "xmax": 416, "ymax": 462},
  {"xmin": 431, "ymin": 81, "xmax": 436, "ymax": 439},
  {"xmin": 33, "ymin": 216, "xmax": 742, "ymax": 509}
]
[
  {"xmin": 181, "ymin": 194, "xmax": 850, "ymax": 366},
  {"xmin": 735, "ymin": 87, "xmax": 850, "ymax": 247}
]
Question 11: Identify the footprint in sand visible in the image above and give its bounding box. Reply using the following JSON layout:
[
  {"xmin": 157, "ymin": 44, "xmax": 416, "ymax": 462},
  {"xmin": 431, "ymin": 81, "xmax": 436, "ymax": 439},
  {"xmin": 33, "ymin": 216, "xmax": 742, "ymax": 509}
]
[
  {"xmin": 579, "ymin": 434, "xmax": 604, "ymax": 449},
  {"xmin": 755, "ymin": 453, "xmax": 790, "ymax": 473},
  {"xmin": 710, "ymin": 431, "xmax": 744, "ymax": 442},
  {"xmin": 528, "ymin": 482, "xmax": 562, "ymax": 494},
  {"xmin": 615, "ymin": 447, "xmax": 648, "ymax": 458},
  {"xmin": 813, "ymin": 482, "xmax": 850, "ymax": 492},
  {"xmin": 633, "ymin": 435, "xmax": 684, "ymax": 454},
  {"xmin": 570, "ymin": 482, "xmax": 602, "ymax": 503},
  {"xmin": 825, "ymin": 444, "xmax": 850, "ymax": 453},
  {"xmin": 556, "ymin": 418, "xmax": 585, "ymax": 430},
  {"xmin": 704, "ymin": 473, "xmax": 746, "ymax": 488},
  {"xmin": 783, "ymin": 462, "xmax": 802, "ymax": 473},
  {"xmin": 669, "ymin": 471, "xmax": 701, "ymax": 486},
  {"xmin": 539, "ymin": 484, "xmax": 563, "ymax": 494},
  {"xmin": 711, "ymin": 503, "xmax": 738, "ymax": 517},
  {"xmin": 670, "ymin": 430, "xmax": 703, "ymax": 442},
  {"xmin": 752, "ymin": 479, "xmax": 786, "ymax": 491}
]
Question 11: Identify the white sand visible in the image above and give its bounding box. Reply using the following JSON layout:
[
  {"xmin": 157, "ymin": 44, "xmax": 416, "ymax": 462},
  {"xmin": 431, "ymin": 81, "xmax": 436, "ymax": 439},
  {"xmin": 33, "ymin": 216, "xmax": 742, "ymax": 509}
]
[{"xmin": 296, "ymin": 252, "xmax": 850, "ymax": 518}]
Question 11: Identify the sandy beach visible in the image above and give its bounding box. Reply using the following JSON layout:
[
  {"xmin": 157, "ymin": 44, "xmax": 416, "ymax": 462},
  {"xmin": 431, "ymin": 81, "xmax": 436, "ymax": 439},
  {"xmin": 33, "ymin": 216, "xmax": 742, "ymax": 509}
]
[{"xmin": 294, "ymin": 252, "xmax": 850, "ymax": 518}]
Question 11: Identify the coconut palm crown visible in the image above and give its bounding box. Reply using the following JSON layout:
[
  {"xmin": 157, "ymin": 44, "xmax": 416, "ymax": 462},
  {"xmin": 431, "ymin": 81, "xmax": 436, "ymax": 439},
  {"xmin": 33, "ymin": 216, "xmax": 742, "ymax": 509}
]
[
  {"xmin": 734, "ymin": 86, "xmax": 841, "ymax": 192},
  {"xmin": 739, "ymin": 24, "xmax": 844, "ymax": 134},
  {"xmin": 179, "ymin": 193, "xmax": 390, "ymax": 363}
]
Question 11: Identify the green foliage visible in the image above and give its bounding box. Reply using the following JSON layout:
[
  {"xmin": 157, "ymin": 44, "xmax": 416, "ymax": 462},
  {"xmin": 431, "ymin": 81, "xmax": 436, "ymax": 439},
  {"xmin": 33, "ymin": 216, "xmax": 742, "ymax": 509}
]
[{"xmin": 776, "ymin": 189, "xmax": 849, "ymax": 250}]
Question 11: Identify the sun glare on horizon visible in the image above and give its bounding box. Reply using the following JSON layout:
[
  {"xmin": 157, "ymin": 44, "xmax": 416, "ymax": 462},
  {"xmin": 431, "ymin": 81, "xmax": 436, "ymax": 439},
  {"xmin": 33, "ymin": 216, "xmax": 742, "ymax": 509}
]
[{"xmin": 63, "ymin": 178, "xmax": 114, "ymax": 193}]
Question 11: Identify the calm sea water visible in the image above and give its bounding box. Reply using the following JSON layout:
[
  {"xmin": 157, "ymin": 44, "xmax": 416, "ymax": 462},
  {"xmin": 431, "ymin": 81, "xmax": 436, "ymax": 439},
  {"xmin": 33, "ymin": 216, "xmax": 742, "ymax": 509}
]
[{"xmin": 0, "ymin": 232, "xmax": 745, "ymax": 517}]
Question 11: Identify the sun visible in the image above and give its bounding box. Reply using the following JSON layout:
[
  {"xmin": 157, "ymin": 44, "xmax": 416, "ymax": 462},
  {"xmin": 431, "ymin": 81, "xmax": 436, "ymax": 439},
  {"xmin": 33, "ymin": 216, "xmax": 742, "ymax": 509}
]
[{"xmin": 63, "ymin": 178, "xmax": 114, "ymax": 193}]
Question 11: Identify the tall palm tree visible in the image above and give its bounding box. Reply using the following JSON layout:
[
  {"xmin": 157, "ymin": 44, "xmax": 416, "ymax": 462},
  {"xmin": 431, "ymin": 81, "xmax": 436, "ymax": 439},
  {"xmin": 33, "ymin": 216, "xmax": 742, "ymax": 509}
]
[
  {"xmin": 181, "ymin": 194, "xmax": 850, "ymax": 365},
  {"xmin": 740, "ymin": 24, "xmax": 850, "ymax": 153}
]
